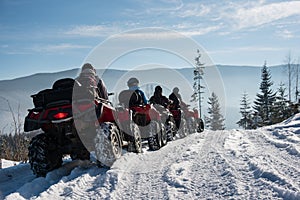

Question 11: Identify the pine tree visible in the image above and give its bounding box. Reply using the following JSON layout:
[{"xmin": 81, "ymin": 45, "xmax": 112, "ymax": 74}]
[
  {"xmin": 237, "ymin": 92, "xmax": 253, "ymax": 129},
  {"xmin": 272, "ymin": 83, "xmax": 293, "ymax": 123},
  {"xmin": 191, "ymin": 49, "xmax": 205, "ymax": 117},
  {"xmin": 284, "ymin": 52, "xmax": 293, "ymax": 102},
  {"xmin": 206, "ymin": 92, "xmax": 225, "ymax": 130},
  {"xmin": 295, "ymin": 61, "xmax": 300, "ymax": 102},
  {"xmin": 253, "ymin": 62, "xmax": 276, "ymax": 127}
]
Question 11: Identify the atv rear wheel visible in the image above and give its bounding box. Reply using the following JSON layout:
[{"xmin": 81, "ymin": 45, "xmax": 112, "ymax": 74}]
[
  {"xmin": 178, "ymin": 119, "xmax": 188, "ymax": 138},
  {"xmin": 160, "ymin": 123, "xmax": 168, "ymax": 146},
  {"xmin": 127, "ymin": 123, "xmax": 142, "ymax": 153},
  {"xmin": 148, "ymin": 121, "xmax": 161, "ymax": 151},
  {"xmin": 94, "ymin": 122, "xmax": 122, "ymax": 167},
  {"xmin": 28, "ymin": 133, "xmax": 62, "ymax": 177},
  {"xmin": 197, "ymin": 118, "xmax": 204, "ymax": 132},
  {"xmin": 187, "ymin": 117, "xmax": 197, "ymax": 134},
  {"xmin": 166, "ymin": 118, "xmax": 176, "ymax": 141}
]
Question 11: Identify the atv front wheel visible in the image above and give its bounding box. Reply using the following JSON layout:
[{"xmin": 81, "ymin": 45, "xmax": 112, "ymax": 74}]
[
  {"xmin": 94, "ymin": 122, "xmax": 122, "ymax": 167},
  {"xmin": 28, "ymin": 133, "xmax": 62, "ymax": 177}
]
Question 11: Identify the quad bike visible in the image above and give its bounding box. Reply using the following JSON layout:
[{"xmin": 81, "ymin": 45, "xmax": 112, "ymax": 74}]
[
  {"xmin": 118, "ymin": 90, "xmax": 168, "ymax": 151},
  {"xmin": 25, "ymin": 78, "xmax": 142, "ymax": 176},
  {"xmin": 152, "ymin": 104, "xmax": 177, "ymax": 142},
  {"xmin": 192, "ymin": 108, "xmax": 204, "ymax": 133},
  {"xmin": 181, "ymin": 105, "xmax": 204, "ymax": 134},
  {"xmin": 169, "ymin": 104, "xmax": 188, "ymax": 138}
]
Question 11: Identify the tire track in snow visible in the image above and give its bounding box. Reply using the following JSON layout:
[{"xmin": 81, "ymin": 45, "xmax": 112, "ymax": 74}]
[
  {"xmin": 224, "ymin": 129, "xmax": 300, "ymax": 199},
  {"xmin": 181, "ymin": 130, "xmax": 240, "ymax": 199},
  {"xmin": 107, "ymin": 145, "xmax": 185, "ymax": 199},
  {"xmin": 97, "ymin": 133, "xmax": 208, "ymax": 199},
  {"xmin": 210, "ymin": 130, "xmax": 254, "ymax": 199},
  {"xmin": 246, "ymin": 130, "xmax": 300, "ymax": 198}
]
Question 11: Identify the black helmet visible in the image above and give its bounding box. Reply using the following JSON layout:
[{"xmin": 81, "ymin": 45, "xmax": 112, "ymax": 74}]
[
  {"xmin": 173, "ymin": 87, "xmax": 179, "ymax": 94},
  {"xmin": 127, "ymin": 77, "xmax": 139, "ymax": 87},
  {"xmin": 155, "ymin": 85, "xmax": 162, "ymax": 93}
]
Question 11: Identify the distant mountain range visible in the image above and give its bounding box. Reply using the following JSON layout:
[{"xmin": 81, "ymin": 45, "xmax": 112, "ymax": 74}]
[{"xmin": 0, "ymin": 65, "xmax": 288, "ymax": 133}]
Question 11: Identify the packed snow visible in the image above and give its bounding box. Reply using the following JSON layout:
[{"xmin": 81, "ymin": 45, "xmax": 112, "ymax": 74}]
[{"xmin": 1, "ymin": 114, "xmax": 300, "ymax": 199}]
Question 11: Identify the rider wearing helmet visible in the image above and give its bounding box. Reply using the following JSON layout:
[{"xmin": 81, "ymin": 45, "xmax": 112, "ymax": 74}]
[
  {"xmin": 149, "ymin": 85, "xmax": 170, "ymax": 108},
  {"xmin": 77, "ymin": 63, "xmax": 109, "ymax": 100},
  {"xmin": 169, "ymin": 87, "xmax": 188, "ymax": 108},
  {"xmin": 169, "ymin": 87, "xmax": 181, "ymax": 109},
  {"xmin": 127, "ymin": 77, "xmax": 148, "ymax": 105}
]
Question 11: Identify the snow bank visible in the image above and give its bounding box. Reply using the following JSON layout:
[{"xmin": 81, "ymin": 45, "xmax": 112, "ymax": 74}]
[{"xmin": 0, "ymin": 159, "xmax": 20, "ymax": 169}]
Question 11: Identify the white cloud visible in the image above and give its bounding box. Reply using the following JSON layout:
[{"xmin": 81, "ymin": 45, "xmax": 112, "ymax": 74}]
[
  {"xmin": 208, "ymin": 46, "xmax": 285, "ymax": 55},
  {"xmin": 141, "ymin": 0, "xmax": 183, "ymax": 14},
  {"xmin": 181, "ymin": 26, "xmax": 221, "ymax": 36},
  {"xmin": 231, "ymin": 1, "xmax": 300, "ymax": 29},
  {"xmin": 65, "ymin": 25, "xmax": 119, "ymax": 37},
  {"xmin": 177, "ymin": 3, "xmax": 211, "ymax": 18},
  {"xmin": 112, "ymin": 30, "xmax": 184, "ymax": 40},
  {"xmin": 43, "ymin": 1, "xmax": 300, "ymax": 42},
  {"xmin": 276, "ymin": 29, "xmax": 294, "ymax": 39},
  {"xmin": 30, "ymin": 43, "xmax": 92, "ymax": 53},
  {"xmin": 111, "ymin": 25, "xmax": 221, "ymax": 40},
  {"xmin": 237, "ymin": 46, "xmax": 284, "ymax": 52}
]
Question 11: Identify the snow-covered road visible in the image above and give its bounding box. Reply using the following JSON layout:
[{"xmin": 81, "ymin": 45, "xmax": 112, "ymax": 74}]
[{"xmin": 1, "ymin": 115, "xmax": 300, "ymax": 199}]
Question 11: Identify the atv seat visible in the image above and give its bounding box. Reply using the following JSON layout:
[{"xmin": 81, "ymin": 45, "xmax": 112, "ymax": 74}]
[{"xmin": 118, "ymin": 90, "xmax": 143, "ymax": 108}]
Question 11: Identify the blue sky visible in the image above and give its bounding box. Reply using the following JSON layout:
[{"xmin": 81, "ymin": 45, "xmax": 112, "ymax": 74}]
[{"xmin": 1, "ymin": 0, "xmax": 300, "ymax": 80}]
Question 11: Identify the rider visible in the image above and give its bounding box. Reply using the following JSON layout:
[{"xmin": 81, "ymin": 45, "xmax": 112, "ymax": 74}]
[
  {"xmin": 169, "ymin": 87, "xmax": 184, "ymax": 109},
  {"xmin": 149, "ymin": 85, "xmax": 170, "ymax": 108},
  {"xmin": 76, "ymin": 63, "xmax": 108, "ymax": 100},
  {"xmin": 169, "ymin": 87, "xmax": 188, "ymax": 129},
  {"xmin": 127, "ymin": 77, "xmax": 148, "ymax": 105}
]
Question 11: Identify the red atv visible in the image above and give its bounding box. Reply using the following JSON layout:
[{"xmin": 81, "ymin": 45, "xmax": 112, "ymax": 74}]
[
  {"xmin": 151, "ymin": 104, "xmax": 177, "ymax": 142},
  {"xmin": 118, "ymin": 90, "xmax": 168, "ymax": 151},
  {"xmin": 25, "ymin": 78, "xmax": 142, "ymax": 176},
  {"xmin": 169, "ymin": 103, "xmax": 204, "ymax": 138},
  {"xmin": 169, "ymin": 104, "xmax": 188, "ymax": 138},
  {"xmin": 181, "ymin": 105, "xmax": 204, "ymax": 133}
]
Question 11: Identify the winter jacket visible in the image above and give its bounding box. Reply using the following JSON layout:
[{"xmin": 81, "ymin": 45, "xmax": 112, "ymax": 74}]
[
  {"xmin": 169, "ymin": 92, "xmax": 181, "ymax": 109},
  {"xmin": 129, "ymin": 86, "xmax": 148, "ymax": 105},
  {"xmin": 149, "ymin": 93, "xmax": 170, "ymax": 108},
  {"xmin": 76, "ymin": 68, "xmax": 108, "ymax": 100}
]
